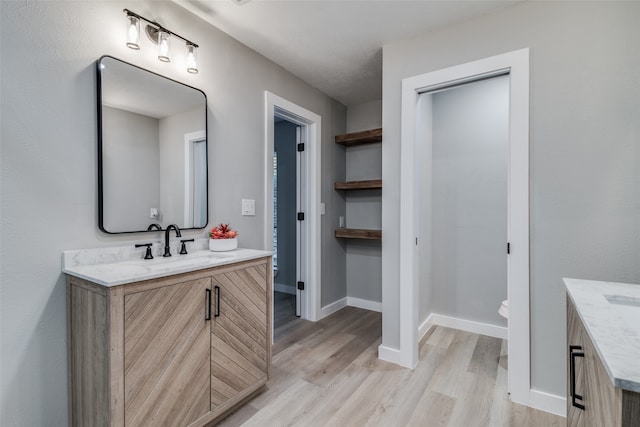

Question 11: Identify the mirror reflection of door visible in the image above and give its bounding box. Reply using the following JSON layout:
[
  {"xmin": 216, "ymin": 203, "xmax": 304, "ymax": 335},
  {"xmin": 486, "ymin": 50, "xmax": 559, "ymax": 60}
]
[
  {"xmin": 273, "ymin": 118, "xmax": 302, "ymax": 337},
  {"xmin": 184, "ymin": 132, "xmax": 207, "ymax": 228}
]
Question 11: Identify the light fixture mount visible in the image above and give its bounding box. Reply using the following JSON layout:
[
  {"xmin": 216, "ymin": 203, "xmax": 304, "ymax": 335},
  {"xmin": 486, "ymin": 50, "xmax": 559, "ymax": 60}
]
[{"xmin": 145, "ymin": 25, "xmax": 160, "ymax": 44}]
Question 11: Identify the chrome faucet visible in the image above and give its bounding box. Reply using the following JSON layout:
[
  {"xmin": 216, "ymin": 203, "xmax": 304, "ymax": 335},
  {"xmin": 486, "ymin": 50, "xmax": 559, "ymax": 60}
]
[{"xmin": 163, "ymin": 224, "xmax": 182, "ymax": 257}]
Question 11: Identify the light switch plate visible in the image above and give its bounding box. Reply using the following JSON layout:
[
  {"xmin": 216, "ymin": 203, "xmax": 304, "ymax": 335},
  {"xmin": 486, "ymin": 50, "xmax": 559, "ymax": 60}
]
[
  {"xmin": 320, "ymin": 203, "xmax": 326, "ymax": 215},
  {"xmin": 242, "ymin": 199, "xmax": 255, "ymax": 216}
]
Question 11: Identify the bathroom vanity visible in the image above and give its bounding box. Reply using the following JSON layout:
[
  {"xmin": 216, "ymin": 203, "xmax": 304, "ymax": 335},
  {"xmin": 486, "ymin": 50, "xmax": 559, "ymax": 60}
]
[
  {"xmin": 64, "ymin": 246, "xmax": 272, "ymax": 427},
  {"xmin": 565, "ymin": 278, "xmax": 640, "ymax": 426}
]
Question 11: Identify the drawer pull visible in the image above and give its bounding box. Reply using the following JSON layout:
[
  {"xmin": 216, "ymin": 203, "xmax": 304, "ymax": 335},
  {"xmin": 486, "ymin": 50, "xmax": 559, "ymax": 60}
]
[
  {"xmin": 205, "ymin": 289, "xmax": 212, "ymax": 321},
  {"xmin": 569, "ymin": 345, "xmax": 585, "ymax": 410},
  {"xmin": 214, "ymin": 285, "xmax": 221, "ymax": 317}
]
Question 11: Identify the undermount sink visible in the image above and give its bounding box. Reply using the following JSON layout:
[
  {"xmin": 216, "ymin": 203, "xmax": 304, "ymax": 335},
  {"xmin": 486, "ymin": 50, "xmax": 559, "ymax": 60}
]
[
  {"xmin": 604, "ymin": 294, "xmax": 640, "ymax": 328},
  {"xmin": 604, "ymin": 294, "xmax": 640, "ymax": 307},
  {"xmin": 120, "ymin": 250, "xmax": 238, "ymax": 272}
]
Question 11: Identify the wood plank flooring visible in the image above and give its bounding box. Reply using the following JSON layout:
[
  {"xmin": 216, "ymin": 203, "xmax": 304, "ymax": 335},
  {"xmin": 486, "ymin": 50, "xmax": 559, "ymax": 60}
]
[{"xmin": 218, "ymin": 307, "xmax": 564, "ymax": 427}]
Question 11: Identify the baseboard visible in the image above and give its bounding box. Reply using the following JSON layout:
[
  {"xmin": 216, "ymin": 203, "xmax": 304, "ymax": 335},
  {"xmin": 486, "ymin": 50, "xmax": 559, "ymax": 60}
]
[
  {"xmin": 378, "ymin": 344, "xmax": 402, "ymax": 365},
  {"xmin": 528, "ymin": 389, "xmax": 566, "ymax": 418},
  {"xmin": 346, "ymin": 297, "xmax": 382, "ymax": 312},
  {"xmin": 418, "ymin": 314, "xmax": 435, "ymax": 341},
  {"xmin": 319, "ymin": 297, "xmax": 347, "ymax": 319},
  {"xmin": 274, "ymin": 283, "xmax": 296, "ymax": 295},
  {"xmin": 429, "ymin": 313, "xmax": 508, "ymax": 339}
]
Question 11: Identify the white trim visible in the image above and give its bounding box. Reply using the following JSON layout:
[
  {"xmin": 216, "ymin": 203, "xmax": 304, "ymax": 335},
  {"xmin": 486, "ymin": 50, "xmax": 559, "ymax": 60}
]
[
  {"xmin": 418, "ymin": 315, "xmax": 435, "ymax": 342},
  {"xmin": 346, "ymin": 297, "xmax": 382, "ymax": 312},
  {"xmin": 428, "ymin": 314, "xmax": 507, "ymax": 340},
  {"xmin": 319, "ymin": 297, "xmax": 347, "ymax": 319},
  {"xmin": 529, "ymin": 390, "xmax": 567, "ymax": 418},
  {"xmin": 183, "ymin": 130, "xmax": 206, "ymax": 228},
  {"xmin": 265, "ymin": 92, "xmax": 322, "ymax": 322},
  {"xmin": 274, "ymin": 283, "xmax": 296, "ymax": 295},
  {"xmin": 378, "ymin": 345, "xmax": 403, "ymax": 365},
  {"xmin": 398, "ymin": 49, "xmax": 531, "ymax": 400}
]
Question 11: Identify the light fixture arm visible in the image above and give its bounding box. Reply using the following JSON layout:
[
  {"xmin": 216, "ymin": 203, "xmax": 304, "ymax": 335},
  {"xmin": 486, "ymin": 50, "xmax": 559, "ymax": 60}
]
[{"xmin": 123, "ymin": 9, "xmax": 199, "ymax": 48}]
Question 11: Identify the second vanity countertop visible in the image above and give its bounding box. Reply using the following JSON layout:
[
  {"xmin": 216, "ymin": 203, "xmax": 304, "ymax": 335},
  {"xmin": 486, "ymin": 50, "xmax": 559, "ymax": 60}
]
[
  {"xmin": 63, "ymin": 242, "xmax": 272, "ymax": 287},
  {"xmin": 564, "ymin": 278, "xmax": 640, "ymax": 393}
]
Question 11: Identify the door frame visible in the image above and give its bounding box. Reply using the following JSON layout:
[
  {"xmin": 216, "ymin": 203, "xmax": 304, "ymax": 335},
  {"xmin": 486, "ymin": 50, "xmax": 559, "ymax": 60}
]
[
  {"xmin": 397, "ymin": 49, "xmax": 530, "ymax": 404},
  {"xmin": 265, "ymin": 91, "xmax": 322, "ymax": 322}
]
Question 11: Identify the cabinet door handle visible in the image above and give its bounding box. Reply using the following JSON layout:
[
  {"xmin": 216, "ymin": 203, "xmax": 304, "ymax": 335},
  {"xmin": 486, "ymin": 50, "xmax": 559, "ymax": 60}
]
[
  {"xmin": 205, "ymin": 289, "xmax": 212, "ymax": 321},
  {"xmin": 214, "ymin": 285, "xmax": 220, "ymax": 317},
  {"xmin": 569, "ymin": 345, "xmax": 585, "ymax": 410}
]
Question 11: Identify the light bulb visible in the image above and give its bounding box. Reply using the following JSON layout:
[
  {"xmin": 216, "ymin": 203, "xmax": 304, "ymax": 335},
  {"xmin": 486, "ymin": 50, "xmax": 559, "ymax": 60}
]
[
  {"xmin": 126, "ymin": 15, "xmax": 140, "ymax": 50},
  {"xmin": 186, "ymin": 44, "xmax": 198, "ymax": 74},
  {"xmin": 157, "ymin": 30, "xmax": 170, "ymax": 62}
]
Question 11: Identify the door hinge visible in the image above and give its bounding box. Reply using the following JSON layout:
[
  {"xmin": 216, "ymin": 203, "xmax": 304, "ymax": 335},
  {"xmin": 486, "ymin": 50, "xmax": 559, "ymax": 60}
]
[
  {"xmin": 297, "ymin": 143, "xmax": 305, "ymax": 152},
  {"xmin": 507, "ymin": 242, "xmax": 510, "ymax": 254},
  {"xmin": 297, "ymin": 281, "xmax": 305, "ymax": 290},
  {"xmin": 298, "ymin": 212, "xmax": 304, "ymax": 221}
]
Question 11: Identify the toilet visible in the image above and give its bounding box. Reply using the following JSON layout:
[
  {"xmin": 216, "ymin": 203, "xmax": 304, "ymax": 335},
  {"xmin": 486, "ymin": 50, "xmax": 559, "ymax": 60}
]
[{"xmin": 498, "ymin": 300, "xmax": 509, "ymax": 320}]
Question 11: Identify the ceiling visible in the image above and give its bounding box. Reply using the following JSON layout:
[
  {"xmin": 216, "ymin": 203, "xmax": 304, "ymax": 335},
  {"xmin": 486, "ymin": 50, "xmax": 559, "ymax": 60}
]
[{"xmin": 175, "ymin": 0, "xmax": 520, "ymax": 106}]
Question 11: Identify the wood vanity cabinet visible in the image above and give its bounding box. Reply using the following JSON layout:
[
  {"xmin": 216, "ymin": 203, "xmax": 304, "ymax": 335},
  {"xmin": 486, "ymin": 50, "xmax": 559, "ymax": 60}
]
[
  {"xmin": 67, "ymin": 257, "xmax": 272, "ymax": 427},
  {"xmin": 566, "ymin": 296, "xmax": 640, "ymax": 427}
]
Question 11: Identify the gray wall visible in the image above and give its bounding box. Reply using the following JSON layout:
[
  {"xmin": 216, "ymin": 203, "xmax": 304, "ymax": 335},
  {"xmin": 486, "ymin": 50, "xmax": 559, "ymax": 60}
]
[
  {"xmin": 102, "ymin": 106, "xmax": 160, "ymax": 231},
  {"xmin": 0, "ymin": 1, "xmax": 346, "ymax": 425},
  {"xmin": 274, "ymin": 120, "xmax": 298, "ymax": 291},
  {"xmin": 159, "ymin": 106, "xmax": 204, "ymax": 227},
  {"xmin": 382, "ymin": 1, "xmax": 640, "ymax": 397},
  {"xmin": 424, "ymin": 76, "xmax": 508, "ymax": 327},
  {"xmin": 345, "ymin": 100, "xmax": 382, "ymax": 303}
]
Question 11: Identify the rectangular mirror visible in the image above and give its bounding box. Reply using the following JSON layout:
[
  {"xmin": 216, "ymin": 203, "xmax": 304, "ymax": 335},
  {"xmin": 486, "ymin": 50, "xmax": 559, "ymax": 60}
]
[{"xmin": 97, "ymin": 55, "xmax": 208, "ymax": 234}]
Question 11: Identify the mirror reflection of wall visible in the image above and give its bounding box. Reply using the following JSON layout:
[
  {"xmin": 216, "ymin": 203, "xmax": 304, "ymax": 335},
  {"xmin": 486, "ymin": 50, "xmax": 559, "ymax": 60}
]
[{"xmin": 98, "ymin": 56, "xmax": 208, "ymax": 233}]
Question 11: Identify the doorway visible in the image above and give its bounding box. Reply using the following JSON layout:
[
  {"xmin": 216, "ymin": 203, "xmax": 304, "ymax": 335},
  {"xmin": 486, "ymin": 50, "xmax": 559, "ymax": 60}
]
[
  {"xmin": 265, "ymin": 92, "xmax": 322, "ymax": 325},
  {"xmin": 273, "ymin": 119, "xmax": 302, "ymax": 329},
  {"xmin": 397, "ymin": 49, "xmax": 530, "ymax": 405},
  {"xmin": 418, "ymin": 75, "xmax": 509, "ymax": 336}
]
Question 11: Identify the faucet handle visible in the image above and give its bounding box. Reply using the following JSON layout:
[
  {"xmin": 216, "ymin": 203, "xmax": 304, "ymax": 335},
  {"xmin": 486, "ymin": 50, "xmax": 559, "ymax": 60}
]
[
  {"xmin": 135, "ymin": 243, "xmax": 154, "ymax": 260},
  {"xmin": 180, "ymin": 239, "xmax": 195, "ymax": 255}
]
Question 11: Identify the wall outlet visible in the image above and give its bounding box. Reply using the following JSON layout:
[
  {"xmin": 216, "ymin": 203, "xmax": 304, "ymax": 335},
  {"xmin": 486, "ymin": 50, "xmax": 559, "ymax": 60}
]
[
  {"xmin": 150, "ymin": 208, "xmax": 158, "ymax": 219},
  {"xmin": 339, "ymin": 216, "xmax": 345, "ymax": 228},
  {"xmin": 242, "ymin": 199, "xmax": 255, "ymax": 216},
  {"xmin": 320, "ymin": 203, "xmax": 326, "ymax": 215}
]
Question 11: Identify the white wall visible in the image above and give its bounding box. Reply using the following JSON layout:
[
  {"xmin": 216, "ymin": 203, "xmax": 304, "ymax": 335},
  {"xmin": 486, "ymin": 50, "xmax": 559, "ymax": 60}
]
[
  {"xmin": 382, "ymin": 0, "xmax": 640, "ymax": 397},
  {"xmin": 423, "ymin": 76, "xmax": 508, "ymax": 327},
  {"xmin": 0, "ymin": 2, "xmax": 346, "ymax": 425},
  {"xmin": 345, "ymin": 100, "xmax": 382, "ymax": 304},
  {"xmin": 102, "ymin": 106, "xmax": 160, "ymax": 232}
]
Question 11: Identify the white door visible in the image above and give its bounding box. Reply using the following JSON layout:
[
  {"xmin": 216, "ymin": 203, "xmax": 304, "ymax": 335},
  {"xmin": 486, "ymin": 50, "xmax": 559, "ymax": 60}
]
[{"xmin": 295, "ymin": 126, "xmax": 306, "ymax": 317}]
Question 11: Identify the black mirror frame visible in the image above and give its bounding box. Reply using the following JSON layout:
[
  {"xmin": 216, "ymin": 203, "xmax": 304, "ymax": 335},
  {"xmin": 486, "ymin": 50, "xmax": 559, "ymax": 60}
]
[{"xmin": 96, "ymin": 55, "xmax": 208, "ymax": 234}]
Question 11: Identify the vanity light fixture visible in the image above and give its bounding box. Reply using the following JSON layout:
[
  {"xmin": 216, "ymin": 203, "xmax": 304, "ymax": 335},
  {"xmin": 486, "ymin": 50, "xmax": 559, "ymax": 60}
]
[
  {"xmin": 157, "ymin": 30, "xmax": 171, "ymax": 62},
  {"xmin": 126, "ymin": 14, "xmax": 140, "ymax": 49},
  {"xmin": 186, "ymin": 43, "xmax": 198, "ymax": 74},
  {"xmin": 123, "ymin": 9, "xmax": 199, "ymax": 74}
]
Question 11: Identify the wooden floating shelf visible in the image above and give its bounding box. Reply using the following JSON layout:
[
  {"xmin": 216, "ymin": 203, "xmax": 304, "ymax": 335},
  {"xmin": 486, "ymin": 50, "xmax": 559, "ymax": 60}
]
[
  {"xmin": 335, "ymin": 228, "xmax": 382, "ymax": 240},
  {"xmin": 334, "ymin": 179, "xmax": 382, "ymax": 190},
  {"xmin": 335, "ymin": 128, "xmax": 382, "ymax": 146}
]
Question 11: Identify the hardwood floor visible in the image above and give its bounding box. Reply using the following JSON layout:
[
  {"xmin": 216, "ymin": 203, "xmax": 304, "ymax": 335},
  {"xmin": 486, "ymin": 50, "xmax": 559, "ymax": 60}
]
[
  {"xmin": 273, "ymin": 291, "xmax": 299, "ymax": 340},
  {"xmin": 218, "ymin": 307, "xmax": 564, "ymax": 426}
]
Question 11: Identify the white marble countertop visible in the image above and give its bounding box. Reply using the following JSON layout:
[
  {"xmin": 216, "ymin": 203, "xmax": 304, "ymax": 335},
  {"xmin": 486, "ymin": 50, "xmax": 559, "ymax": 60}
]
[
  {"xmin": 564, "ymin": 278, "xmax": 640, "ymax": 393},
  {"xmin": 63, "ymin": 241, "xmax": 272, "ymax": 287}
]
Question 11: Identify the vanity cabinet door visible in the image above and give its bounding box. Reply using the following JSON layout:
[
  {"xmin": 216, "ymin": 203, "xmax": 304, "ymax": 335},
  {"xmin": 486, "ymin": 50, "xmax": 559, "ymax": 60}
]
[
  {"xmin": 123, "ymin": 277, "xmax": 212, "ymax": 427},
  {"xmin": 567, "ymin": 296, "xmax": 621, "ymax": 427},
  {"xmin": 211, "ymin": 260, "xmax": 271, "ymax": 414},
  {"xmin": 567, "ymin": 296, "xmax": 587, "ymax": 427}
]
